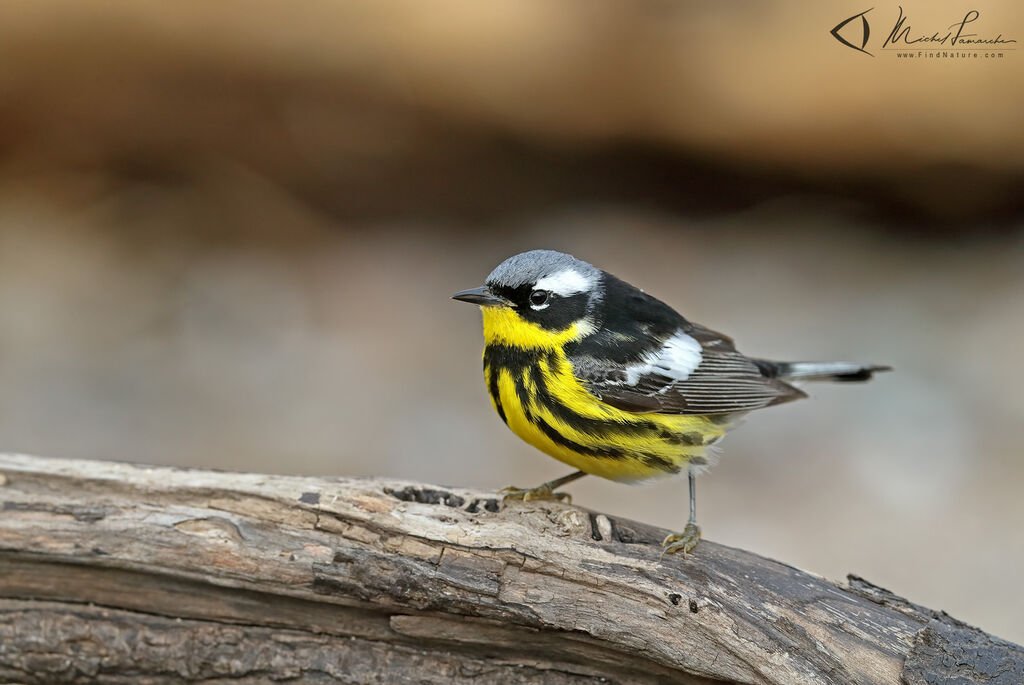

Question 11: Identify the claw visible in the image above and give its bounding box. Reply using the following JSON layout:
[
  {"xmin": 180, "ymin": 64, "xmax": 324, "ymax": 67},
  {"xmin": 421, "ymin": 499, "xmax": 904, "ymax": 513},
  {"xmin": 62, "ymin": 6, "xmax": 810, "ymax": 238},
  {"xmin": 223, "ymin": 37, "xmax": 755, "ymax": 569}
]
[
  {"xmin": 661, "ymin": 522, "xmax": 701, "ymax": 557},
  {"xmin": 500, "ymin": 484, "xmax": 572, "ymax": 505}
]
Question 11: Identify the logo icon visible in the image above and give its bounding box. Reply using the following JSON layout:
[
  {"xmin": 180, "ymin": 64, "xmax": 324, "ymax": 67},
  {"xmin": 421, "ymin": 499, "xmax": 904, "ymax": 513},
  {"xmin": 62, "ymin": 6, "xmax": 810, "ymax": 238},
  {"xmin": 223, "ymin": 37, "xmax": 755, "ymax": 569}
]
[{"xmin": 831, "ymin": 8, "xmax": 874, "ymax": 56}]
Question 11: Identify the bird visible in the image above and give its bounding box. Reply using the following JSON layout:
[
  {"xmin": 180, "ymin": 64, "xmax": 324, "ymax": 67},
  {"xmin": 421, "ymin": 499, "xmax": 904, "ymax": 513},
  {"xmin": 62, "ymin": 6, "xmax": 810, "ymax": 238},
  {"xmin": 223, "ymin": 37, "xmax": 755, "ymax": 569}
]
[{"xmin": 452, "ymin": 249, "xmax": 889, "ymax": 555}]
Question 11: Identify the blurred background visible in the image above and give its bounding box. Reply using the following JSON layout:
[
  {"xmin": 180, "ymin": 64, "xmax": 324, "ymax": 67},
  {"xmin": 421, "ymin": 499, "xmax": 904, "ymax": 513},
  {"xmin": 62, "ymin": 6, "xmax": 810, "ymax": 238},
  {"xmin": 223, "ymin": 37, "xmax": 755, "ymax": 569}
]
[{"xmin": 1, "ymin": 0, "xmax": 1022, "ymax": 644}]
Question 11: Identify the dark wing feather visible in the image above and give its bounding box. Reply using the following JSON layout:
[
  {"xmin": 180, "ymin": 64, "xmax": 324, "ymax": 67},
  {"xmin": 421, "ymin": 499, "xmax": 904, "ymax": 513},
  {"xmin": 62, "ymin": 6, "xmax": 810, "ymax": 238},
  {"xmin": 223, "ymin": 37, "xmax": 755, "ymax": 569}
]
[{"xmin": 576, "ymin": 323, "xmax": 806, "ymax": 416}]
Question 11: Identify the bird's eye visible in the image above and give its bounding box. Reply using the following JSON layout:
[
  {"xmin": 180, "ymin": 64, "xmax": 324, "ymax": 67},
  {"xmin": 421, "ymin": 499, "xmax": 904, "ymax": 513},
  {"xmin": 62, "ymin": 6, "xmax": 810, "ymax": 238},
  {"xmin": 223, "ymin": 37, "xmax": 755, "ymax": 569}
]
[{"xmin": 529, "ymin": 289, "xmax": 550, "ymax": 307}]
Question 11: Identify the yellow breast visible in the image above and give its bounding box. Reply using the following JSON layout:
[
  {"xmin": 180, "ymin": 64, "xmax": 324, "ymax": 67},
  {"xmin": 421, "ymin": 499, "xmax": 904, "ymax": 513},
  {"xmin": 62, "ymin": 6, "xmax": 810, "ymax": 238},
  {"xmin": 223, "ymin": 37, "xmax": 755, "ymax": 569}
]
[{"xmin": 480, "ymin": 307, "xmax": 724, "ymax": 482}]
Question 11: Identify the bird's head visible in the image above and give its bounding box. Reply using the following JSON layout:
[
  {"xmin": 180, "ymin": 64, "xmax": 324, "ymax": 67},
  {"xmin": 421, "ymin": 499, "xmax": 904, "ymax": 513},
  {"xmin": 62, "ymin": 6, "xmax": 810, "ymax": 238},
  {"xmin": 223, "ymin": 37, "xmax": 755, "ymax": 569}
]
[{"xmin": 453, "ymin": 250, "xmax": 603, "ymax": 349}]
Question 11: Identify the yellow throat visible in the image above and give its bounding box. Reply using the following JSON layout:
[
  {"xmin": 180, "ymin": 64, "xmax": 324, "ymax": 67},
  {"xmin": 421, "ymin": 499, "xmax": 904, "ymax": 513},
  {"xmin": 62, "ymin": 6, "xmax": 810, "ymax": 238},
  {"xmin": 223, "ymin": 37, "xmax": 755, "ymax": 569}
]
[{"xmin": 478, "ymin": 305, "xmax": 723, "ymax": 483}]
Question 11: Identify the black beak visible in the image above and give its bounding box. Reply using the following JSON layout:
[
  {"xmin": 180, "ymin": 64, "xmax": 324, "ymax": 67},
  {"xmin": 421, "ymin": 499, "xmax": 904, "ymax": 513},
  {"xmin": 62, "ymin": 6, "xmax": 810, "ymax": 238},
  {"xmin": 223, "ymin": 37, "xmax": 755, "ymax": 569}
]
[{"xmin": 452, "ymin": 286, "xmax": 506, "ymax": 306}]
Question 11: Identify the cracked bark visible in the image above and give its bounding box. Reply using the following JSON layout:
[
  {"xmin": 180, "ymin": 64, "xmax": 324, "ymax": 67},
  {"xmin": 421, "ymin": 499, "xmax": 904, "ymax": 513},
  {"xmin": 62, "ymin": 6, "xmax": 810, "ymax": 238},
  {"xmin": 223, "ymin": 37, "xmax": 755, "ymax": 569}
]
[{"xmin": 0, "ymin": 453, "xmax": 1020, "ymax": 684}]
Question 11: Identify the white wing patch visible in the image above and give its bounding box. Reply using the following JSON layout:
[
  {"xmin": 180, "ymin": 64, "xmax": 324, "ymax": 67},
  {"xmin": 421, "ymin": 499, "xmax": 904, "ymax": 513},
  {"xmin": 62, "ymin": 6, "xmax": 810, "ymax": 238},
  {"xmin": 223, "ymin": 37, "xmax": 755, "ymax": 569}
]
[
  {"xmin": 534, "ymin": 269, "xmax": 596, "ymax": 297},
  {"xmin": 624, "ymin": 330, "xmax": 703, "ymax": 386}
]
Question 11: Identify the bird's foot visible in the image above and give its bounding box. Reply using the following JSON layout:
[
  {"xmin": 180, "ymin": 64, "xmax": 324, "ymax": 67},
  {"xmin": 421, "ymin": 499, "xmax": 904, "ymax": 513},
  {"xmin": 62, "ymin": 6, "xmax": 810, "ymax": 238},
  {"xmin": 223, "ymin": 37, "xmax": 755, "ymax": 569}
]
[
  {"xmin": 500, "ymin": 484, "xmax": 572, "ymax": 505},
  {"xmin": 661, "ymin": 522, "xmax": 701, "ymax": 556}
]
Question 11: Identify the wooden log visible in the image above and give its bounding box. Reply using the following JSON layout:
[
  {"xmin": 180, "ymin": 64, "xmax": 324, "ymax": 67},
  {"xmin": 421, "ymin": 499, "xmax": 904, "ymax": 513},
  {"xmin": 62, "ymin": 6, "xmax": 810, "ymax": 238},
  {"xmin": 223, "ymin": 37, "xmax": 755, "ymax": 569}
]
[{"xmin": 0, "ymin": 453, "xmax": 1020, "ymax": 684}]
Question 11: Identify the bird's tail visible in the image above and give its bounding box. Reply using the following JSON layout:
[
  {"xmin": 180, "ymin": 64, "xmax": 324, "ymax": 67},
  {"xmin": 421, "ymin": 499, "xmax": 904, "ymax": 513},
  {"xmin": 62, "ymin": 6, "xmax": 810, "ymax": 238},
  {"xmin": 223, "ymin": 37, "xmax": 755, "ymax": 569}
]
[{"xmin": 752, "ymin": 359, "xmax": 892, "ymax": 383}]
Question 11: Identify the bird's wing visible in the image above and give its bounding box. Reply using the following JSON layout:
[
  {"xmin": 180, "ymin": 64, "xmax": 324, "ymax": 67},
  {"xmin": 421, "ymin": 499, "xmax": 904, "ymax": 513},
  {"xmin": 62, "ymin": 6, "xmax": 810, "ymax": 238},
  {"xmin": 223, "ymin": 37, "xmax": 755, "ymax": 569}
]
[{"xmin": 571, "ymin": 323, "xmax": 806, "ymax": 416}]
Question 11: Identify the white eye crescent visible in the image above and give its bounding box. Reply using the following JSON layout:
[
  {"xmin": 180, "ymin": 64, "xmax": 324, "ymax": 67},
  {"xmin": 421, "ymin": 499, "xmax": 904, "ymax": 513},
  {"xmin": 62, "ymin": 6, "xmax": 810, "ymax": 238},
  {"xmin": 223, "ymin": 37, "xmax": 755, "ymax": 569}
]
[{"xmin": 529, "ymin": 289, "xmax": 550, "ymax": 309}]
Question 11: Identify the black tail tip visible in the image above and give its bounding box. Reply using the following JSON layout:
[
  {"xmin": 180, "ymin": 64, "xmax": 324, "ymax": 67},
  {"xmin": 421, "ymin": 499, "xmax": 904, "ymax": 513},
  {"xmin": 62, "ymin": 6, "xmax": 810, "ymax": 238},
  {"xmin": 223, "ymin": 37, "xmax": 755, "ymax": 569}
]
[{"xmin": 834, "ymin": 365, "xmax": 893, "ymax": 382}]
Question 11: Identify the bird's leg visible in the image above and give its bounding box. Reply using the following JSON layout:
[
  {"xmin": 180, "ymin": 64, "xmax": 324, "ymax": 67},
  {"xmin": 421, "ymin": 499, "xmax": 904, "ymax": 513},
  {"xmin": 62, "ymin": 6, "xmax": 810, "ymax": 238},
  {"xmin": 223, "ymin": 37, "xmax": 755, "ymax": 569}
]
[
  {"xmin": 662, "ymin": 468, "xmax": 702, "ymax": 555},
  {"xmin": 500, "ymin": 470, "xmax": 587, "ymax": 505}
]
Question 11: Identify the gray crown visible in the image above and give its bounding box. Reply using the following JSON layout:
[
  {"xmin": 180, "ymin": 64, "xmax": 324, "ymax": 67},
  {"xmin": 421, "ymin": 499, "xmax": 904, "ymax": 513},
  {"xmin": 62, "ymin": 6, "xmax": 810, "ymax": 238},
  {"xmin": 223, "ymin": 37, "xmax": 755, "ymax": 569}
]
[{"xmin": 485, "ymin": 250, "xmax": 599, "ymax": 289}]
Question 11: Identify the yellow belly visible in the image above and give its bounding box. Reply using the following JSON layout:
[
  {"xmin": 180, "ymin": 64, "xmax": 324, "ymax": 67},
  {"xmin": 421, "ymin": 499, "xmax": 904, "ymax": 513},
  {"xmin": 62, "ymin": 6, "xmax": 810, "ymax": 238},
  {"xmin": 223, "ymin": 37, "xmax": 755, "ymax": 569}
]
[{"xmin": 485, "ymin": 350, "xmax": 726, "ymax": 483}]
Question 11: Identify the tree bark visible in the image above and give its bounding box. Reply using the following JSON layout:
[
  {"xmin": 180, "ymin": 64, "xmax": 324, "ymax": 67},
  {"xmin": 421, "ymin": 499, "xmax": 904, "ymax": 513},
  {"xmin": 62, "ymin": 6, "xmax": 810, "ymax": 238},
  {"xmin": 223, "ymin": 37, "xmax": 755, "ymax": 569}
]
[{"xmin": 0, "ymin": 453, "xmax": 1019, "ymax": 684}]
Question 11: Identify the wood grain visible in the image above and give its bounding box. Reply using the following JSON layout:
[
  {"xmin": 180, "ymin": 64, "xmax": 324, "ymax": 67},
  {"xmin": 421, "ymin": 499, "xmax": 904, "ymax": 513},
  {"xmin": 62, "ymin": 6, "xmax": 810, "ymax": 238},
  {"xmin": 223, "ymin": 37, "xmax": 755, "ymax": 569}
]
[{"xmin": 0, "ymin": 453, "xmax": 1019, "ymax": 684}]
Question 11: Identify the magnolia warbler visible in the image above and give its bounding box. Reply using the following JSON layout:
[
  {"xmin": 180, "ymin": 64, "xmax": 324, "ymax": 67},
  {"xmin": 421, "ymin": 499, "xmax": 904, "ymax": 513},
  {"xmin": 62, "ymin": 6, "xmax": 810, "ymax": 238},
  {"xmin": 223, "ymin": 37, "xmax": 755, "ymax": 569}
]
[{"xmin": 453, "ymin": 250, "xmax": 889, "ymax": 554}]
